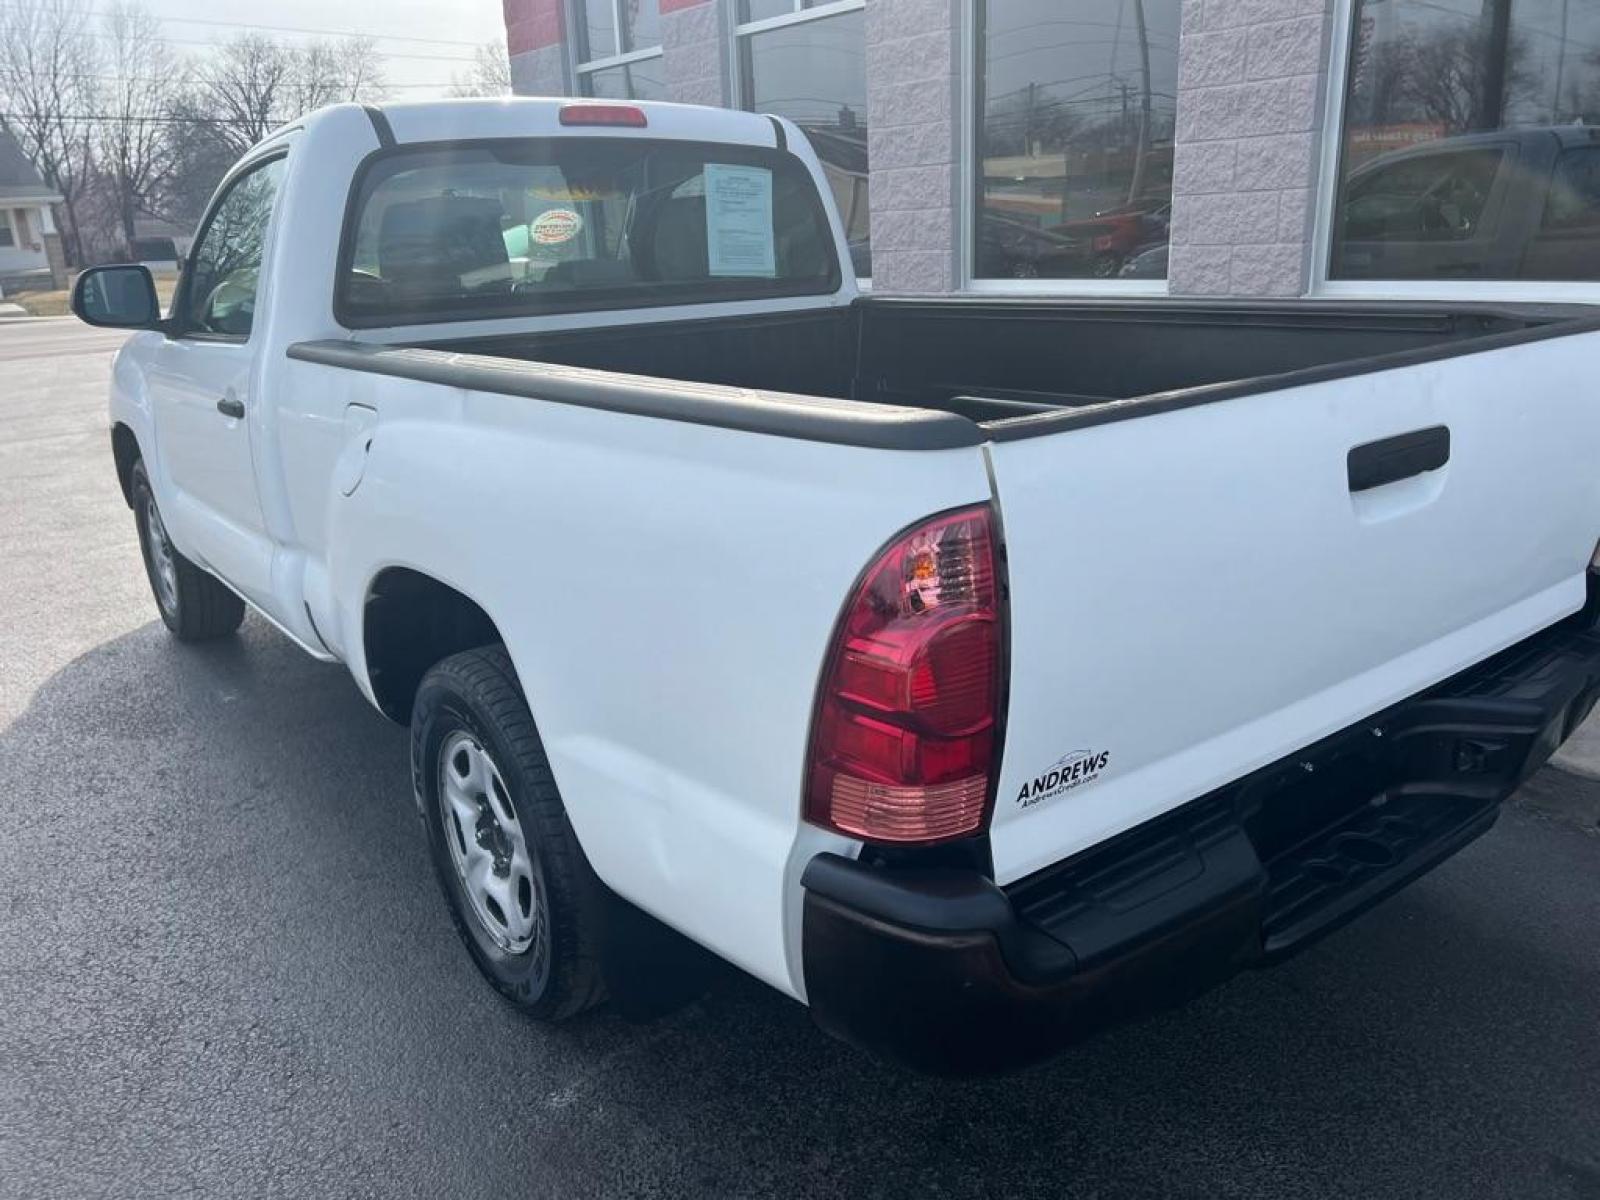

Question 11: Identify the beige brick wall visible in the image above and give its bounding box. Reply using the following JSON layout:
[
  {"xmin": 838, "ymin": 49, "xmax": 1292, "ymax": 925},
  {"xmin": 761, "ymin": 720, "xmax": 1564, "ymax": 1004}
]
[
  {"xmin": 508, "ymin": 44, "xmax": 568, "ymax": 97},
  {"xmin": 662, "ymin": 0, "xmax": 727, "ymax": 108},
  {"xmin": 1168, "ymin": 0, "xmax": 1334, "ymax": 296},
  {"xmin": 864, "ymin": 0, "xmax": 959, "ymax": 292}
]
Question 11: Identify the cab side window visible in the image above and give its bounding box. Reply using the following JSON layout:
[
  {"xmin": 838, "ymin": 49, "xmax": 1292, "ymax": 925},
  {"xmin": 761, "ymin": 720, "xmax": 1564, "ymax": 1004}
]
[{"xmin": 184, "ymin": 157, "xmax": 286, "ymax": 338}]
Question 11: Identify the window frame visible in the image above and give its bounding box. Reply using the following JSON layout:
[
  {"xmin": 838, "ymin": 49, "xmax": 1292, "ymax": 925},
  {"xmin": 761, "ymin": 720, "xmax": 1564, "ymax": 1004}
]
[
  {"xmin": 569, "ymin": 0, "xmax": 665, "ymax": 99},
  {"xmin": 958, "ymin": 0, "xmax": 1168, "ymax": 297},
  {"xmin": 0, "ymin": 209, "xmax": 13, "ymax": 248},
  {"xmin": 169, "ymin": 150, "xmax": 289, "ymax": 343},
  {"xmin": 1311, "ymin": 0, "xmax": 1600, "ymax": 302}
]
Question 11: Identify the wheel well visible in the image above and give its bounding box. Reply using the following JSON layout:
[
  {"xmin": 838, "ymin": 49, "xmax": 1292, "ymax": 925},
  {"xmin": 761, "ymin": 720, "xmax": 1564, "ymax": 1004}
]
[
  {"xmin": 363, "ymin": 568, "xmax": 505, "ymax": 722},
  {"xmin": 111, "ymin": 423, "xmax": 140, "ymax": 507}
]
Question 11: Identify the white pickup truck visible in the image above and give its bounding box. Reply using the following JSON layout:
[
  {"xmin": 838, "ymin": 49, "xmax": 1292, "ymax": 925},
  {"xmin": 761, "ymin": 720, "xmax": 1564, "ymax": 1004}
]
[{"xmin": 72, "ymin": 98, "xmax": 1600, "ymax": 1075}]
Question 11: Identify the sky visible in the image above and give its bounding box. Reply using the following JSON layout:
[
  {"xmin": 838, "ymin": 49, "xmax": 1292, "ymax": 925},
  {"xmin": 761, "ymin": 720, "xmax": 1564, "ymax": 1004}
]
[{"xmin": 103, "ymin": 0, "xmax": 508, "ymax": 97}]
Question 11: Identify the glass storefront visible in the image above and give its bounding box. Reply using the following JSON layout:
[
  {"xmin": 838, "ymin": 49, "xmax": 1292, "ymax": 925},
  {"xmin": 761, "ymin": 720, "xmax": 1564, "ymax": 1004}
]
[
  {"xmin": 973, "ymin": 0, "xmax": 1180, "ymax": 281},
  {"xmin": 574, "ymin": 0, "xmax": 666, "ymax": 102},
  {"xmin": 1332, "ymin": 0, "xmax": 1600, "ymax": 281},
  {"xmin": 737, "ymin": 3, "xmax": 870, "ymax": 275},
  {"xmin": 582, "ymin": 59, "xmax": 668, "ymax": 102}
]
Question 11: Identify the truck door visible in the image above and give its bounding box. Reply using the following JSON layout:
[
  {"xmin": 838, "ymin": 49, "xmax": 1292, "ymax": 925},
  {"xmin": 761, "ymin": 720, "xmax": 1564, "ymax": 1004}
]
[{"xmin": 143, "ymin": 155, "xmax": 285, "ymax": 606}]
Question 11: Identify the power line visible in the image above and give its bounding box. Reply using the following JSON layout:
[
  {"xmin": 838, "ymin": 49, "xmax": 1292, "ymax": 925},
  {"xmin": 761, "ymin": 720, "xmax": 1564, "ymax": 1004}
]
[
  {"xmin": 0, "ymin": 1, "xmax": 490, "ymax": 48},
  {"xmin": 1, "ymin": 108, "xmax": 306, "ymax": 123},
  {"xmin": 43, "ymin": 28, "xmax": 477, "ymax": 61},
  {"xmin": 29, "ymin": 72, "xmax": 468, "ymax": 88}
]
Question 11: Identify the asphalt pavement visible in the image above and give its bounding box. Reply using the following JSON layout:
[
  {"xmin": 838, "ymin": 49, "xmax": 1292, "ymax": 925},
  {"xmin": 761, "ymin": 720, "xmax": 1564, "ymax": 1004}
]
[{"xmin": 3, "ymin": 318, "xmax": 1599, "ymax": 1200}]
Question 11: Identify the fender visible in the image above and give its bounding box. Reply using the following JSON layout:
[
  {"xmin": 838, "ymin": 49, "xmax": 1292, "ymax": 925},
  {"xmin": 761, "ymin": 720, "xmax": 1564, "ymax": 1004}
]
[{"xmin": 318, "ymin": 397, "xmax": 990, "ymax": 997}]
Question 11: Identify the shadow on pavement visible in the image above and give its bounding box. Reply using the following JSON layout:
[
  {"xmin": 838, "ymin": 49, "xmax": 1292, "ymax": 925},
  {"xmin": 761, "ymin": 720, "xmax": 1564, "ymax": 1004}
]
[{"xmin": 3, "ymin": 619, "xmax": 1599, "ymax": 1200}]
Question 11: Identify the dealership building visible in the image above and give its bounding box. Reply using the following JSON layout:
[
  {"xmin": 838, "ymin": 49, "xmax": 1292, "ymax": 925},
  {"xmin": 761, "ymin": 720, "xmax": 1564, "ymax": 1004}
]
[{"xmin": 502, "ymin": 0, "xmax": 1600, "ymax": 300}]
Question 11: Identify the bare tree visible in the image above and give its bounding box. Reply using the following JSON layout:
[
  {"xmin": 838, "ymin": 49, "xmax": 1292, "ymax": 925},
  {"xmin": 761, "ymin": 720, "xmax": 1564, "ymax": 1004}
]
[
  {"xmin": 194, "ymin": 34, "xmax": 293, "ymax": 159},
  {"xmin": 154, "ymin": 89, "xmax": 238, "ymax": 225},
  {"xmin": 1357, "ymin": 25, "xmax": 1534, "ymax": 137},
  {"xmin": 0, "ymin": 0, "xmax": 98, "ymax": 262},
  {"xmin": 197, "ymin": 33, "xmax": 387, "ymax": 159},
  {"xmin": 448, "ymin": 41, "xmax": 513, "ymax": 99},
  {"xmin": 99, "ymin": 2, "xmax": 185, "ymax": 246},
  {"xmin": 290, "ymin": 37, "xmax": 387, "ymax": 113}
]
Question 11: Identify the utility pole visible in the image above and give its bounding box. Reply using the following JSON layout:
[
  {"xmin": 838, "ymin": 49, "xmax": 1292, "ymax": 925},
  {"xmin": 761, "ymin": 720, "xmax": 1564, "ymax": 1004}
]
[
  {"xmin": 1552, "ymin": 0, "xmax": 1570, "ymax": 121},
  {"xmin": 1128, "ymin": 0, "xmax": 1153, "ymax": 205},
  {"xmin": 1474, "ymin": 0, "xmax": 1512, "ymax": 131}
]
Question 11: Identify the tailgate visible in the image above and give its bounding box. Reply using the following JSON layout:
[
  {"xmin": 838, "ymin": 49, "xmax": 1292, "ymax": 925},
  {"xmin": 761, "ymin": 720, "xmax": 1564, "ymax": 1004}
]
[{"xmin": 984, "ymin": 328, "xmax": 1600, "ymax": 885}]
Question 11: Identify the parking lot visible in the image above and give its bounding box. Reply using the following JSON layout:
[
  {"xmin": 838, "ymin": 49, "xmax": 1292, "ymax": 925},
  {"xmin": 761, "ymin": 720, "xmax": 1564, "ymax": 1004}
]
[{"xmin": 3, "ymin": 318, "xmax": 1600, "ymax": 1200}]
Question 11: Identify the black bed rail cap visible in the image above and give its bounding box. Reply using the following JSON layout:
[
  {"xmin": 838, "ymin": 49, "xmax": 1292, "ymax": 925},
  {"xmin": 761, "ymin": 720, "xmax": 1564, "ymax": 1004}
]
[{"xmin": 286, "ymin": 339, "xmax": 986, "ymax": 452}]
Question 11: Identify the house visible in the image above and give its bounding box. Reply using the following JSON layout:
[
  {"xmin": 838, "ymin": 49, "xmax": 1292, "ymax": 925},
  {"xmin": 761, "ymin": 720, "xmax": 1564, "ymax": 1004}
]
[
  {"xmin": 0, "ymin": 125, "xmax": 66, "ymax": 293},
  {"xmin": 131, "ymin": 216, "xmax": 196, "ymax": 271}
]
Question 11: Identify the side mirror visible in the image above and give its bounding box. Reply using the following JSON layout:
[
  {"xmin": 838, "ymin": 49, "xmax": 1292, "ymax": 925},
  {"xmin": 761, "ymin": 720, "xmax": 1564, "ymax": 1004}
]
[{"xmin": 71, "ymin": 264, "xmax": 163, "ymax": 330}]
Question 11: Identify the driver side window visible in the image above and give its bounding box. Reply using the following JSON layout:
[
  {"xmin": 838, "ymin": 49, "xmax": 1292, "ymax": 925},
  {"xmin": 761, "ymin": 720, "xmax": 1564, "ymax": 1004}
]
[
  {"xmin": 184, "ymin": 157, "xmax": 286, "ymax": 338},
  {"xmin": 1341, "ymin": 149, "xmax": 1503, "ymax": 244}
]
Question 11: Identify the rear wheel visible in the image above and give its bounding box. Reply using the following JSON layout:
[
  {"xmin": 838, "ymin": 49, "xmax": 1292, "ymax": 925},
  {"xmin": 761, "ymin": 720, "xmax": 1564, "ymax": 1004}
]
[
  {"xmin": 413, "ymin": 646, "xmax": 605, "ymax": 1019},
  {"xmin": 129, "ymin": 459, "xmax": 245, "ymax": 641}
]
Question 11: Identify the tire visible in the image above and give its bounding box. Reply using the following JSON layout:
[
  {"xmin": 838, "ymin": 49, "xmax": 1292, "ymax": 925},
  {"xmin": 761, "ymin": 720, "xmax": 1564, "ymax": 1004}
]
[
  {"xmin": 129, "ymin": 459, "xmax": 245, "ymax": 642},
  {"xmin": 412, "ymin": 646, "xmax": 605, "ymax": 1020}
]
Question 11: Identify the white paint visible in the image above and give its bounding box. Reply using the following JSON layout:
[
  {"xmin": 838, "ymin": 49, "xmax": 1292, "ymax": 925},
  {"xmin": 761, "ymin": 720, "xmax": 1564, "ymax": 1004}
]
[{"xmin": 985, "ymin": 332, "xmax": 1600, "ymax": 882}]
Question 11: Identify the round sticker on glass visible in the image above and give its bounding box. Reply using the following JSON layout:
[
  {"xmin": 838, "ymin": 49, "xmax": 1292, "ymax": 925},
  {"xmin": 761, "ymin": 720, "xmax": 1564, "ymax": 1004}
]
[{"xmin": 531, "ymin": 208, "xmax": 583, "ymax": 246}]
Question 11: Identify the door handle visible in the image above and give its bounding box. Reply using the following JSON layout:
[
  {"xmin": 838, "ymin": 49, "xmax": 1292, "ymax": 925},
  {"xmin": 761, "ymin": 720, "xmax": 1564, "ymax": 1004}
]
[
  {"xmin": 1347, "ymin": 425, "xmax": 1450, "ymax": 492},
  {"xmin": 216, "ymin": 396, "xmax": 245, "ymax": 419}
]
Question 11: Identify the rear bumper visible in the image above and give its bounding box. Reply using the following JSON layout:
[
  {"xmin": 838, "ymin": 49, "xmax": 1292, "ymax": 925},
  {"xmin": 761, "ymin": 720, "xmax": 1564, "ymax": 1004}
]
[{"xmin": 801, "ymin": 600, "xmax": 1600, "ymax": 1076}]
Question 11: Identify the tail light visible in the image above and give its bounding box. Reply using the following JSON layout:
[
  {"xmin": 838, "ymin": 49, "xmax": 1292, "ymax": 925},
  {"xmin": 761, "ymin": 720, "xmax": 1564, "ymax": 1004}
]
[
  {"xmin": 558, "ymin": 103, "xmax": 648, "ymax": 127},
  {"xmin": 805, "ymin": 506, "xmax": 1005, "ymax": 844}
]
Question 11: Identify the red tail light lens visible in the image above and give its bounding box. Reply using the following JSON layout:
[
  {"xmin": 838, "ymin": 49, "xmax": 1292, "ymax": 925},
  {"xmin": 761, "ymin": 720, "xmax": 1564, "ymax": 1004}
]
[
  {"xmin": 558, "ymin": 103, "xmax": 648, "ymax": 127},
  {"xmin": 805, "ymin": 506, "xmax": 1005, "ymax": 844}
]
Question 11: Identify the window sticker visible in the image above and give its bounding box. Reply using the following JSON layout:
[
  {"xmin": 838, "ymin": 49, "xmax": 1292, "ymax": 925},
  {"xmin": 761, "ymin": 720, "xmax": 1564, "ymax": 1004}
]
[
  {"xmin": 704, "ymin": 163, "xmax": 776, "ymax": 278},
  {"xmin": 531, "ymin": 208, "xmax": 583, "ymax": 246}
]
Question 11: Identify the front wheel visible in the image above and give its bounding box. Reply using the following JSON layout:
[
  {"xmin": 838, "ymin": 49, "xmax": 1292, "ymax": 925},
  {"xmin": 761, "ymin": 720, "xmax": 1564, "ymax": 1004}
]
[
  {"xmin": 412, "ymin": 647, "xmax": 606, "ymax": 1019},
  {"xmin": 129, "ymin": 459, "xmax": 245, "ymax": 641}
]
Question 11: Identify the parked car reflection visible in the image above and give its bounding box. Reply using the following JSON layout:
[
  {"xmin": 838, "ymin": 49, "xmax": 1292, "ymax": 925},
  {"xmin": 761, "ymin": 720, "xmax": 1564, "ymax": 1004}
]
[
  {"xmin": 977, "ymin": 212, "xmax": 1098, "ymax": 279},
  {"xmin": 1118, "ymin": 243, "xmax": 1168, "ymax": 279},
  {"xmin": 1332, "ymin": 126, "xmax": 1600, "ymax": 281},
  {"xmin": 1050, "ymin": 200, "xmax": 1170, "ymax": 278}
]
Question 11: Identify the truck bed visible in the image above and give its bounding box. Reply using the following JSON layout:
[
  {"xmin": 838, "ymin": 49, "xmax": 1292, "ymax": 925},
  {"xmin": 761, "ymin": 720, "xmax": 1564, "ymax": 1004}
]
[
  {"xmin": 286, "ymin": 292, "xmax": 1600, "ymax": 892},
  {"xmin": 413, "ymin": 297, "xmax": 1594, "ymax": 433}
]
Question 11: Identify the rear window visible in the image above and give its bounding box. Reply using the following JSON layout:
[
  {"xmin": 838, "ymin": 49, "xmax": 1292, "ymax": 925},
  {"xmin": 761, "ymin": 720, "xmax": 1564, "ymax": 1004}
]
[{"xmin": 338, "ymin": 137, "xmax": 841, "ymax": 326}]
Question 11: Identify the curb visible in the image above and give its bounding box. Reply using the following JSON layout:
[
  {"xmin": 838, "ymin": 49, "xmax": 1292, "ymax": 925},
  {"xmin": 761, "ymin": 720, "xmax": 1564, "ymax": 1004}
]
[
  {"xmin": 1548, "ymin": 753, "xmax": 1600, "ymax": 783},
  {"xmin": 1549, "ymin": 704, "xmax": 1600, "ymax": 782},
  {"xmin": 1514, "ymin": 766, "xmax": 1600, "ymax": 830}
]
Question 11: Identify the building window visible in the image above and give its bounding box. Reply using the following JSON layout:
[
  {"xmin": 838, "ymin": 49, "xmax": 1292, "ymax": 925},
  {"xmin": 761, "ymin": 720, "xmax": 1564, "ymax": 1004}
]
[
  {"xmin": 736, "ymin": 0, "xmax": 869, "ymax": 276},
  {"xmin": 573, "ymin": 0, "xmax": 666, "ymax": 102},
  {"xmin": 1330, "ymin": 0, "xmax": 1600, "ymax": 283},
  {"xmin": 972, "ymin": 0, "xmax": 1179, "ymax": 283},
  {"xmin": 0, "ymin": 211, "xmax": 13, "ymax": 248}
]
